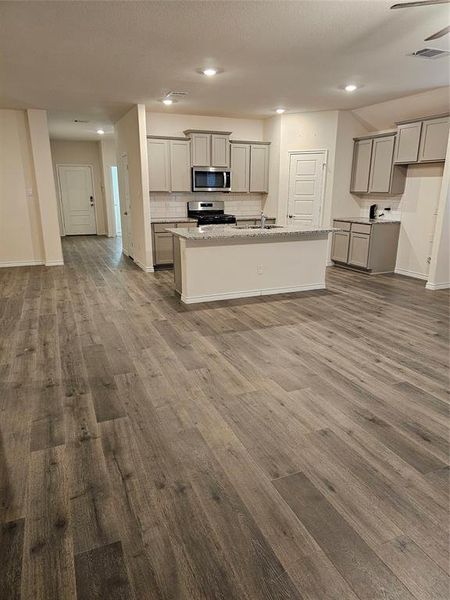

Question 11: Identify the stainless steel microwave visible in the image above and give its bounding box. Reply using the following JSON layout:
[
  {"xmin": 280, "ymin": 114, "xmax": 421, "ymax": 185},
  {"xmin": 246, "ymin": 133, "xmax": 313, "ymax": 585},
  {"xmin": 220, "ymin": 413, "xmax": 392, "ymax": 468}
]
[{"xmin": 192, "ymin": 167, "xmax": 231, "ymax": 192}]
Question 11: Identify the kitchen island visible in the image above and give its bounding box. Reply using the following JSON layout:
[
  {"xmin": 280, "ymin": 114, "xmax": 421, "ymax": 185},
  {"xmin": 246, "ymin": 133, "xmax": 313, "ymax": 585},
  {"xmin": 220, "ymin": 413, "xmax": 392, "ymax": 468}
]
[{"xmin": 167, "ymin": 224, "xmax": 334, "ymax": 304}]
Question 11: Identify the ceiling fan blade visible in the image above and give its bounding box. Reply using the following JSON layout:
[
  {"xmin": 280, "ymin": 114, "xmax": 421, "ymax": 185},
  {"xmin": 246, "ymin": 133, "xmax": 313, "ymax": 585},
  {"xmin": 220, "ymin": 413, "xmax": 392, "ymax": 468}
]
[
  {"xmin": 391, "ymin": 0, "xmax": 449, "ymax": 8},
  {"xmin": 425, "ymin": 24, "xmax": 450, "ymax": 39}
]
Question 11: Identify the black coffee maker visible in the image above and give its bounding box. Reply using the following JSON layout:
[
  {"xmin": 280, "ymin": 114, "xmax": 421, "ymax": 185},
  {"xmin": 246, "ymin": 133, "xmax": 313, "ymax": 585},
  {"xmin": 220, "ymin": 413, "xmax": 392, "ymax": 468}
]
[{"xmin": 369, "ymin": 204, "xmax": 378, "ymax": 220}]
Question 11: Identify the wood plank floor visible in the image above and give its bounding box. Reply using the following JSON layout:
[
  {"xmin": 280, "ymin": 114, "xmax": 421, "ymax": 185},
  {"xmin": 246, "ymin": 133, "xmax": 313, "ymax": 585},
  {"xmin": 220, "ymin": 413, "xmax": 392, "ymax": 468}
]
[{"xmin": 0, "ymin": 235, "xmax": 449, "ymax": 600}]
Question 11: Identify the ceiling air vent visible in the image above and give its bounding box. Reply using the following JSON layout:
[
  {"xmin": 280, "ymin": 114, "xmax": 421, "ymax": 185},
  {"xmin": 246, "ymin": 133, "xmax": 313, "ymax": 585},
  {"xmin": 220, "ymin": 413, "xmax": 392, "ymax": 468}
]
[
  {"xmin": 167, "ymin": 91, "xmax": 188, "ymax": 98},
  {"xmin": 410, "ymin": 47, "xmax": 450, "ymax": 59}
]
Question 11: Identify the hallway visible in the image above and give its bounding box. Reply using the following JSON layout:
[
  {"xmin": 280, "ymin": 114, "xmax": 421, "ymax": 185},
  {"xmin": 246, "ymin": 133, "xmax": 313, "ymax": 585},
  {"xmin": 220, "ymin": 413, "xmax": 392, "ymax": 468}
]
[{"xmin": 0, "ymin": 235, "xmax": 448, "ymax": 599}]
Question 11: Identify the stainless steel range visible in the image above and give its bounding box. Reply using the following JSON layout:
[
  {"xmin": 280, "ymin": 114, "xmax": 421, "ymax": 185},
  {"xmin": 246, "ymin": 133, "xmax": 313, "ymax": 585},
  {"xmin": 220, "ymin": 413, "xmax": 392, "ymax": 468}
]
[{"xmin": 187, "ymin": 200, "xmax": 236, "ymax": 226}]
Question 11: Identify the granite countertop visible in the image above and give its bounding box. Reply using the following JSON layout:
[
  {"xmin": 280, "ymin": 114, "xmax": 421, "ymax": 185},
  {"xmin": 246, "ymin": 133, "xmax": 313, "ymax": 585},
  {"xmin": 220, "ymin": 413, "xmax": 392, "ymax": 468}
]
[
  {"xmin": 151, "ymin": 217, "xmax": 197, "ymax": 224},
  {"xmin": 167, "ymin": 224, "xmax": 335, "ymax": 241},
  {"xmin": 334, "ymin": 217, "xmax": 401, "ymax": 225}
]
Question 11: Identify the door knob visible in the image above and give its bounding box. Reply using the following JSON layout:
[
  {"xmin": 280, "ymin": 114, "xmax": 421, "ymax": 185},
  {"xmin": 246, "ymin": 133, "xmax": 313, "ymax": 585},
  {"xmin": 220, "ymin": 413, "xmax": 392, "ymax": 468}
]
[
  {"xmin": 124, "ymin": 211, "xmax": 128, "ymax": 216},
  {"xmin": 288, "ymin": 214, "xmax": 293, "ymax": 218}
]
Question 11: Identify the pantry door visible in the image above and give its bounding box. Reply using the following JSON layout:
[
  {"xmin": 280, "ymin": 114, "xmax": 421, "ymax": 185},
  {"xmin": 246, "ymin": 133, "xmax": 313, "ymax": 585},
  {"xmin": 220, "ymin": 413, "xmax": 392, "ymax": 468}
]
[
  {"xmin": 58, "ymin": 165, "xmax": 97, "ymax": 235},
  {"xmin": 287, "ymin": 151, "xmax": 327, "ymax": 227}
]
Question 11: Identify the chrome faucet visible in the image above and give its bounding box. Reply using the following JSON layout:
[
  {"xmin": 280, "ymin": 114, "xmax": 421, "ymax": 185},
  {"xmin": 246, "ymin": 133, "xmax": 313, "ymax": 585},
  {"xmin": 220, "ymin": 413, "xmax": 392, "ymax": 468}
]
[{"xmin": 260, "ymin": 212, "xmax": 267, "ymax": 229}]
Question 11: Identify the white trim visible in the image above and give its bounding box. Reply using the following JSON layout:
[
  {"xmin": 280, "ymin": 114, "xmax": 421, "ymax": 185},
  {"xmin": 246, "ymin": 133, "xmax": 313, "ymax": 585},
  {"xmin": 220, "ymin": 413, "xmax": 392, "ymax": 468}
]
[
  {"xmin": 425, "ymin": 281, "xmax": 450, "ymax": 290},
  {"xmin": 180, "ymin": 283, "xmax": 326, "ymax": 304},
  {"xmin": 287, "ymin": 149, "xmax": 328, "ymax": 227},
  {"xmin": 394, "ymin": 267, "xmax": 428, "ymax": 281},
  {"xmin": 0, "ymin": 259, "xmax": 44, "ymax": 268},
  {"xmin": 134, "ymin": 258, "xmax": 155, "ymax": 273},
  {"xmin": 56, "ymin": 163, "xmax": 98, "ymax": 236},
  {"xmin": 45, "ymin": 259, "xmax": 64, "ymax": 266}
]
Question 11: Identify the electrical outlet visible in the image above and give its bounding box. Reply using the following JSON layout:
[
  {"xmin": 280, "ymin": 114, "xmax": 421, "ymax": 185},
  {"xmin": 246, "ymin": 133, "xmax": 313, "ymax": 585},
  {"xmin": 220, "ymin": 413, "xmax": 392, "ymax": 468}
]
[{"xmin": 257, "ymin": 265, "xmax": 263, "ymax": 275}]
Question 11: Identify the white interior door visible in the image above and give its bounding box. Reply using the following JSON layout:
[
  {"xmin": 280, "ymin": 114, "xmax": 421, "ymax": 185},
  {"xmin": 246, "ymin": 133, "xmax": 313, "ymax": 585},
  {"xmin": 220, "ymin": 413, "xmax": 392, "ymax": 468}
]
[
  {"xmin": 119, "ymin": 154, "xmax": 133, "ymax": 256},
  {"xmin": 287, "ymin": 151, "xmax": 327, "ymax": 226},
  {"xmin": 58, "ymin": 165, "xmax": 96, "ymax": 235}
]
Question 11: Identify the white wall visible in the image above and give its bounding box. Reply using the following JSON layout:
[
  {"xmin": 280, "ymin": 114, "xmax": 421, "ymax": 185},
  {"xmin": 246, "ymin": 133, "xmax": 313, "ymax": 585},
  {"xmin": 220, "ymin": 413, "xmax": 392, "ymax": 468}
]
[
  {"xmin": 268, "ymin": 111, "xmax": 339, "ymax": 225},
  {"xmin": 427, "ymin": 136, "xmax": 450, "ymax": 289},
  {"xmin": 0, "ymin": 109, "xmax": 62, "ymax": 267},
  {"xmin": 146, "ymin": 112, "xmax": 264, "ymax": 140},
  {"xmin": 116, "ymin": 105, "xmax": 153, "ymax": 271},
  {"xmin": 394, "ymin": 164, "xmax": 444, "ymax": 279},
  {"xmin": 331, "ymin": 111, "xmax": 369, "ymax": 219},
  {"xmin": 50, "ymin": 140, "xmax": 108, "ymax": 235},
  {"xmin": 352, "ymin": 87, "xmax": 449, "ymax": 131}
]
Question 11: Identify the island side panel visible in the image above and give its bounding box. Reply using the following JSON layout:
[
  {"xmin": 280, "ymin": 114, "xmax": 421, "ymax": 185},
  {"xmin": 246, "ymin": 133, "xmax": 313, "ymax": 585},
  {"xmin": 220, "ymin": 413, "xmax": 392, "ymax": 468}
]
[
  {"xmin": 173, "ymin": 235, "xmax": 182, "ymax": 295},
  {"xmin": 181, "ymin": 234, "xmax": 329, "ymax": 303}
]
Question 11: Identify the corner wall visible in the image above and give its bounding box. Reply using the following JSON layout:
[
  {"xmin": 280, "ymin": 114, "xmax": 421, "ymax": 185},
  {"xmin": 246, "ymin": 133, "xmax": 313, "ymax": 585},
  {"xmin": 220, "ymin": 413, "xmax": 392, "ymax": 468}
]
[
  {"xmin": 0, "ymin": 109, "xmax": 63, "ymax": 267},
  {"xmin": 115, "ymin": 105, "xmax": 153, "ymax": 271}
]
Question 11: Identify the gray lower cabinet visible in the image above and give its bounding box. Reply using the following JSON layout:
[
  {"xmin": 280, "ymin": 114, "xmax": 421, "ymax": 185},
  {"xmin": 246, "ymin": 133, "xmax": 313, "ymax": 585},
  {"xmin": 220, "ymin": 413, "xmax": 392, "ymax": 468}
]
[
  {"xmin": 332, "ymin": 220, "xmax": 400, "ymax": 274},
  {"xmin": 152, "ymin": 222, "xmax": 197, "ymax": 266},
  {"xmin": 348, "ymin": 232, "xmax": 370, "ymax": 268},
  {"xmin": 331, "ymin": 231, "xmax": 350, "ymax": 263},
  {"xmin": 154, "ymin": 233, "xmax": 173, "ymax": 265}
]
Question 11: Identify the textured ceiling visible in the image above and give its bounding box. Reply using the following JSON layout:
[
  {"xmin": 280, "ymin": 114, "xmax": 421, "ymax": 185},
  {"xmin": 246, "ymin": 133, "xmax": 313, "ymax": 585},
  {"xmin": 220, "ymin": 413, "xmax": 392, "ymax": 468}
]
[{"xmin": 1, "ymin": 0, "xmax": 449, "ymax": 138}]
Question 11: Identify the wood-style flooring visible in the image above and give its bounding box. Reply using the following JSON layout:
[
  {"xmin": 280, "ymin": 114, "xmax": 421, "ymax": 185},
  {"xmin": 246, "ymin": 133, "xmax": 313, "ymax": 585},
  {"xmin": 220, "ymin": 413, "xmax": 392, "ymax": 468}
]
[{"xmin": 0, "ymin": 235, "xmax": 449, "ymax": 600}]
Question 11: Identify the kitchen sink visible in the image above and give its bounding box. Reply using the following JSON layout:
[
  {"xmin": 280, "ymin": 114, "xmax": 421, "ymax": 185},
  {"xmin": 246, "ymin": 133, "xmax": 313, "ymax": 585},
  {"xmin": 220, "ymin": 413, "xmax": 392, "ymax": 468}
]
[{"xmin": 236, "ymin": 224, "xmax": 283, "ymax": 230}]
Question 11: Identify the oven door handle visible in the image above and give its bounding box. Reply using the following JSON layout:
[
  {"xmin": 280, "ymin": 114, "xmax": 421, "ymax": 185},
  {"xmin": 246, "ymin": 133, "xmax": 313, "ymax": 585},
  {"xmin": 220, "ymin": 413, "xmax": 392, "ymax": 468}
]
[{"xmin": 223, "ymin": 172, "xmax": 227, "ymax": 189}]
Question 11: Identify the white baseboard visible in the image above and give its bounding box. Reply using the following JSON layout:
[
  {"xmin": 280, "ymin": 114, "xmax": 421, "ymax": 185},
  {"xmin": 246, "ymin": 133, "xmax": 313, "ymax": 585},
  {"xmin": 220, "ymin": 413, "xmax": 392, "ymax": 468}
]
[
  {"xmin": 45, "ymin": 259, "xmax": 64, "ymax": 266},
  {"xmin": 134, "ymin": 258, "xmax": 154, "ymax": 273},
  {"xmin": 425, "ymin": 281, "xmax": 450, "ymax": 290},
  {"xmin": 394, "ymin": 268, "xmax": 428, "ymax": 281},
  {"xmin": 181, "ymin": 283, "xmax": 326, "ymax": 304},
  {"xmin": 0, "ymin": 259, "xmax": 44, "ymax": 268}
]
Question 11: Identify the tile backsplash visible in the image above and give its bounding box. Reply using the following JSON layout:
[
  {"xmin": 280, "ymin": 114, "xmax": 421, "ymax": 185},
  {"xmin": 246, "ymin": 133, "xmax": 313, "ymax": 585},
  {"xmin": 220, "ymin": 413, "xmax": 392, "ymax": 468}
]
[
  {"xmin": 356, "ymin": 196, "xmax": 402, "ymax": 221},
  {"xmin": 149, "ymin": 192, "xmax": 265, "ymax": 219}
]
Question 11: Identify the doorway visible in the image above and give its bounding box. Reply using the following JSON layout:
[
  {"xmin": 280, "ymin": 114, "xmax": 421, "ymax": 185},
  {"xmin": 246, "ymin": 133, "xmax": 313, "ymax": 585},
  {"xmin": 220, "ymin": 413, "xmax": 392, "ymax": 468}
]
[
  {"xmin": 57, "ymin": 165, "xmax": 96, "ymax": 235},
  {"xmin": 119, "ymin": 153, "xmax": 133, "ymax": 257},
  {"xmin": 287, "ymin": 150, "xmax": 327, "ymax": 227},
  {"xmin": 110, "ymin": 166, "xmax": 121, "ymax": 235}
]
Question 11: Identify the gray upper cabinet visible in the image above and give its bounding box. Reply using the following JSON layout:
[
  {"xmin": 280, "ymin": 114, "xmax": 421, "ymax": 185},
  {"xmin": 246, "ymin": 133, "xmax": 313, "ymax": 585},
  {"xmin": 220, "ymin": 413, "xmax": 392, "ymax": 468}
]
[
  {"xmin": 351, "ymin": 133, "xmax": 406, "ymax": 196},
  {"xmin": 394, "ymin": 115, "xmax": 449, "ymax": 164},
  {"xmin": 170, "ymin": 140, "xmax": 191, "ymax": 192},
  {"xmin": 368, "ymin": 135, "xmax": 395, "ymax": 193},
  {"xmin": 148, "ymin": 137, "xmax": 191, "ymax": 192},
  {"xmin": 394, "ymin": 122, "xmax": 422, "ymax": 164},
  {"xmin": 211, "ymin": 134, "xmax": 230, "ymax": 167},
  {"xmin": 418, "ymin": 116, "xmax": 449, "ymax": 162},
  {"xmin": 249, "ymin": 144, "xmax": 269, "ymax": 192},
  {"xmin": 230, "ymin": 142, "xmax": 270, "ymax": 193},
  {"xmin": 230, "ymin": 144, "xmax": 250, "ymax": 192},
  {"xmin": 184, "ymin": 130, "xmax": 231, "ymax": 167},
  {"xmin": 350, "ymin": 139, "xmax": 372, "ymax": 193},
  {"xmin": 148, "ymin": 139, "xmax": 171, "ymax": 192},
  {"xmin": 190, "ymin": 133, "xmax": 211, "ymax": 166}
]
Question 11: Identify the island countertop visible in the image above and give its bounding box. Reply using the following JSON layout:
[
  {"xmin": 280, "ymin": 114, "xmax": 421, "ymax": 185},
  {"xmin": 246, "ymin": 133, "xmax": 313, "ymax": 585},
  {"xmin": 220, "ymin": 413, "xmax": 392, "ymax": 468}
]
[{"xmin": 166, "ymin": 224, "xmax": 335, "ymax": 241}]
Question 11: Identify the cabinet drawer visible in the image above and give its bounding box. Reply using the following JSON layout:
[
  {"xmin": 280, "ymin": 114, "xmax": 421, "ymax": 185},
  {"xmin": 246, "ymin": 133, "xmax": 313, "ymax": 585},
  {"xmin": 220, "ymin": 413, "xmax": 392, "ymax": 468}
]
[
  {"xmin": 153, "ymin": 223, "xmax": 173, "ymax": 233},
  {"xmin": 351, "ymin": 223, "xmax": 371, "ymax": 235},
  {"xmin": 333, "ymin": 220, "xmax": 351, "ymax": 231}
]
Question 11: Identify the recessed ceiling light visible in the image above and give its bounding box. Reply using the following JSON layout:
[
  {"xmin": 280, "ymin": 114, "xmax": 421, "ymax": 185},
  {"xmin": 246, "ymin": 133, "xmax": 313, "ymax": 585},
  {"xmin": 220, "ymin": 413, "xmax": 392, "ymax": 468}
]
[
  {"xmin": 276, "ymin": 108, "xmax": 285, "ymax": 114},
  {"xmin": 162, "ymin": 98, "xmax": 173, "ymax": 105},
  {"xmin": 203, "ymin": 68, "xmax": 217, "ymax": 77},
  {"xmin": 345, "ymin": 84, "xmax": 358, "ymax": 92},
  {"xmin": 97, "ymin": 129, "xmax": 105, "ymax": 135}
]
